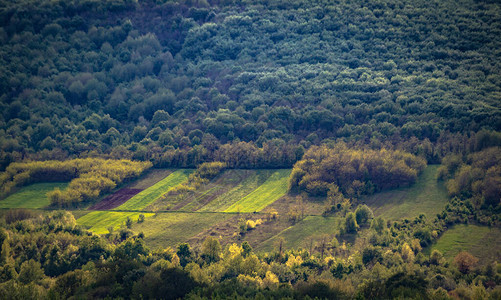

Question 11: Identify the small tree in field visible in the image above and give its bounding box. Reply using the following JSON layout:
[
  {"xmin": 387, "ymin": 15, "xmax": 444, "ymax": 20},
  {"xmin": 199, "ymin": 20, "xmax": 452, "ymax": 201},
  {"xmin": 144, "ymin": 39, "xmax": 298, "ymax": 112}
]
[
  {"xmin": 201, "ymin": 236, "xmax": 222, "ymax": 263},
  {"xmin": 125, "ymin": 217, "xmax": 133, "ymax": 229},
  {"xmin": 345, "ymin": 212, "xmax": 359, "ymax": 234},
  {"xmin": 355, "ymin": 204, "xmax": 374, "ymax": 226},
  {"xmin": 138, "ymin": 214, "xmax": 145, "ymax": 223},
  {"xmin": 454, "ymin": 251, "xmax": 478, "ymax": 274}
]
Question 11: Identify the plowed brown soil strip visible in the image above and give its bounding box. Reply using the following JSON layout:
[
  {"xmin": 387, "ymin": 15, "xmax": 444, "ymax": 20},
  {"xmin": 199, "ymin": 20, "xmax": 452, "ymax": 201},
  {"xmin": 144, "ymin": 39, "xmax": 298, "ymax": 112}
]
[{"xmin": 89, "ymin": 188, "xmax": 143, "ymax": 210}]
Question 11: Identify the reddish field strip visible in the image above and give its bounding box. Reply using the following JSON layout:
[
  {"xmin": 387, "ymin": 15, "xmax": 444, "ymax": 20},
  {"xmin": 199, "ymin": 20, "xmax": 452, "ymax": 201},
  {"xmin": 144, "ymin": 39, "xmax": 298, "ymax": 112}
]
[{"xmin": 89, "ymin": 188, "xmax": 143, "ymax": 210}]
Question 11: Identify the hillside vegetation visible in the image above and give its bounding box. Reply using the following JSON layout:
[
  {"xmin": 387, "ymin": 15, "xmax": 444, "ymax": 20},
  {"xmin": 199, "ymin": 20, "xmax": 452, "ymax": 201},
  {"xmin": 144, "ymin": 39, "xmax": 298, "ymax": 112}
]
[
  {"xmin": 1, "ymin": 0, "xmax": 501, "ymax": 299},
  {"xmin": 0, "ymin": 158, "xmax": 151, "ymax": 207},
  {"xmin": 0, "ymin": 0, "xmax": 500, "ymax": 170},
  {"xmin": 77, "ymin": 211, "xmax": 154, "ymax": 234},
  {"xmin": 289, "ymin": 144, "xmax": 426, "ymax": 197}
]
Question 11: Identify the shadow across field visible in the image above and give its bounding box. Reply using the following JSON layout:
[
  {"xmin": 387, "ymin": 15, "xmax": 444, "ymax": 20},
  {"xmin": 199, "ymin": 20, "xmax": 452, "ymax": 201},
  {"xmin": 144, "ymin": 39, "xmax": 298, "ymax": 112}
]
[
  {"xmin": 224, "ymin": 169, "xmax": 291, "ymax": 213},
  {"xmin": 362, "ymin": 165, "xmax": 448, "ymax": 220},
  {"xmin": 115, "ymin": 169, "xmax": 192, "ymax": 211},
  {"xmin": 427, "ymin": 224, "xmax": 501, "ymax": 265},
  {"xmin": 257, "ymin": 216, "xmax": 342, "ymax": 253}
]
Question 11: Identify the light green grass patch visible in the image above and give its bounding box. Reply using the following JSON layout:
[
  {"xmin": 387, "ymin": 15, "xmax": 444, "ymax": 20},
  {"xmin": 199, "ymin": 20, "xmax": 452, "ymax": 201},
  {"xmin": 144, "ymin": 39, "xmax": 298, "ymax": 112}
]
[
  {"xmin": 224, "ymin": 169, "xmax": 291, "ymax": 213},
  {"xmin": 198, "ymin": 170, "xmax": 273, "ymax": 212},
  {"xmin": 77, "ymin": 211, "xmax": 154, "ymax": 234},
  {"xmin": 257, "ymin": 216, "xmax": 341, "ymax": 252},
  {"xmin": 133, "ymin": 212, "xmax": 231, "ymax": 250},
  {"xmin": 363, "ymin": 165, "xmax": 448, "ymax": 220},
  {"xmin": 70, "ymin": 210, "xmax": 90, "ymax": 219},
  {"xmin": 428, "ymin": 224, "xmax": 501, "ymax": 264},
  {"xmin": 115, "ymin": 169, "xmax": 193, "ymax": 210},
  {"xmin": 0, "ymin": 182, "xmax": 68, "ymax": 209}
]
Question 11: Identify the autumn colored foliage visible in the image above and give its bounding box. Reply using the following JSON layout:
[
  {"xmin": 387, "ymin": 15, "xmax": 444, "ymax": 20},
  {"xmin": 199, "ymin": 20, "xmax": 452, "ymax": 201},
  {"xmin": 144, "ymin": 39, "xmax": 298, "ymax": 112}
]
[
  {"xmin": 289, "ymin": 144, "xmax": 426, "ymax": 197},
  {"xmin": 439, "ymin": 147, "xmax": 501, "ymax": 208},
  {"xmin": 0, "ymin": 158, "xmax": 151, "ymax": 207}
]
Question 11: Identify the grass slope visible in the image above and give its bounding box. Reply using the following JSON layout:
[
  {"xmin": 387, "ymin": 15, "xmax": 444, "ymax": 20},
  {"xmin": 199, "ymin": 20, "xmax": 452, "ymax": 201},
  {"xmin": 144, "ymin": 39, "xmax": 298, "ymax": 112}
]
[
  {"xmin": 197, "ymin": 170, "xmax": 273, "ymax": 212},
  {"xmin": 0, "ymin": 182, "xmax": 68, "ymax": 209},
  {"xmin": 257, "ymin": 216, "xmax": 341, "ymax": 253},
  {"xmin": 428, "ymin": 224, "xmax": 501, "ymax": 264},
  {"xmin": 133, "ymin": 212, "xmax": 231, "ymax": 249},
  {"xmin": 362, "ymin": 165, "xmax": 448, "ymax": 220},
  {"xmin": 77, "ymin": 211, "xmax": 154, "ymax": 234},
  {"xmin": 115, "ymin": 169, "xmax": 192, "ymax": 210},
  {"xmin": 224, "ymin": 169, "xmax": 291, "ymax": 213},
  {"xmin": 128, "ymin": 169, "xmax": 173, "ymax": 189}
]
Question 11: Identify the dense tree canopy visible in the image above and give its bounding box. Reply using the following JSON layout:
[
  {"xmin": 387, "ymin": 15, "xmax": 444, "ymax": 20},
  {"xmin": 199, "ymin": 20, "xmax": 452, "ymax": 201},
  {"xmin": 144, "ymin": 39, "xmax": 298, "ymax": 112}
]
[
  {"xmin": 0, "ymin": 0, "xmax": 499, "ymax": 169},
  {"xmin": 289, "ymin": 143, "xmax": 426, "ymax": 197},
  {"xmin": 0, "ymin": 0, "xmax": 500, "ymax": 297}
]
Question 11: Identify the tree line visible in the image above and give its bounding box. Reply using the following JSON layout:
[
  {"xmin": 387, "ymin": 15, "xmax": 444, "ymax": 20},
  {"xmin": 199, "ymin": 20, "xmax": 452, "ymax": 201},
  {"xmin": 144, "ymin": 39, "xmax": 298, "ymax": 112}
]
[{"xmin": 0, "ymin": 158, "xmax": 151, "ymax": 207}]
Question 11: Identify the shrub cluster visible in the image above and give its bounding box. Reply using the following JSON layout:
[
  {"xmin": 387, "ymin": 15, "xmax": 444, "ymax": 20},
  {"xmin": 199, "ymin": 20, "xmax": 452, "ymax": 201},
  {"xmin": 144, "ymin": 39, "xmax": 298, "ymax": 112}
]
[
  {"xmin": 289, "ymin": 143, "xmax": 426, "ymax": 197},
  {"xmin": 0, "ymin": 158, "xmax": 151, "ymax": 207}
]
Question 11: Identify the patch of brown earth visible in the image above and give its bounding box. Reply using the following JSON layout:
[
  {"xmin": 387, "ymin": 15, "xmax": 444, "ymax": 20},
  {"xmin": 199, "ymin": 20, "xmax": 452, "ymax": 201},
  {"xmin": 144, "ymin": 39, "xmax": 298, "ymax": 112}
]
[{"xmin": 88, "ymin": 188, "xmax": 143, "ymax": 210}]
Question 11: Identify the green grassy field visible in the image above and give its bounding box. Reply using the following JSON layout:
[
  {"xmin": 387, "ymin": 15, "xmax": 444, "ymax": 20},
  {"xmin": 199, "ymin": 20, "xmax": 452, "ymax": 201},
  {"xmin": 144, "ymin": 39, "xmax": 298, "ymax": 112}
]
[
  {"xmin": 115, "ymin": 169, "xmax": 193, "ymax": 210},
  {"xmin": 224, "ymin": 169, "xmax": 291, "ymax": 213},
  {"xmin": 77, "ymin": 211, "xmax": 154, "ymax": 234},
  {"xmin": 428, "ymin": 224, "xmax": 501, "ymax": 264},
  {"xmin": 257, "ymin": 216, "xmax": 342, "ymax": 252},
  {"xmin": 362, "ymin": 165, "xmax": 448, "ymax": 220},
  {"xmin": 197, "ymin": 170, "xmax": 274, "ymax": 212},
  {"xmin": 128, "ymin": 169, "xmax": 173, "ymax": 189},
  {"xmin": 133, "ymin": 212, "xmax": 231, "ymax": 249},
  {"xmin": 0, "ymin": 182, "xmax": 68, "ymax": 209}
]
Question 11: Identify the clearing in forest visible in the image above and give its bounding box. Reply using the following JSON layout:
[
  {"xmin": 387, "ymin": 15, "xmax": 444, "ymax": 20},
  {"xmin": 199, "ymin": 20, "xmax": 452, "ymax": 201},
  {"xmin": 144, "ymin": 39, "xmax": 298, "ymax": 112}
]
[
  {"xmin": 257, "ymin": 216, "xmax": 342, "ymax": 253},
  {"xmin": 114, "ymin": 169, "xmax": 192, "ymax": 211},
  {"xmin": 77, "ymin": 211, "xmax": 154, "ymax": 234},
  {"xmin": 362, "ymin": 165, "xmax": 448, "ymax": 220},
  {"xmin": 428, "ymin": 224, "xmax": 501, "ymax": 265},
  {"xmin": 0, "ymin": 182, "xmax": 68, "ymax": 209},
  {"xmin": 224, "ymin": 169, "xmax": 291, "ymax": 213}
]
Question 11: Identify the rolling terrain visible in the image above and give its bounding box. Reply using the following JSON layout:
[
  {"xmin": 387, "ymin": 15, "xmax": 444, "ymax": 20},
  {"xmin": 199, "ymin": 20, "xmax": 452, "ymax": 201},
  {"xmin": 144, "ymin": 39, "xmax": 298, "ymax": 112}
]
[
  {"xmin": 257, "ymin": 216, "xmax": 342, "ymax": 253},
  {"xmin": 72, "ymin": 165, "xmax": 455, "ymax": 253},
  {"xmin": 224, "ymin": 169, "xmax": 291, "ymax": 213},
  {"xmin": 1, "ymin": 0, "xmax": 500, "ymax": 297},
  {"xmin": 3, "ymin": 166, "xmax": 498, "ymax": 261}
]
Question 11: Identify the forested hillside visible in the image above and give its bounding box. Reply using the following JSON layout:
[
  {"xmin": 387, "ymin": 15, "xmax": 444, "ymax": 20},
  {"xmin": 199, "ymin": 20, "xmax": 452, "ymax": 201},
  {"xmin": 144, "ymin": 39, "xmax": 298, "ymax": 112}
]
[
  {"xmin": 1, "ymin": 0, "xmax": 501, "ymax": 298},
  {"xmin": 0, "ymin": 0, "xmax": 500, "ymax": 170}
]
